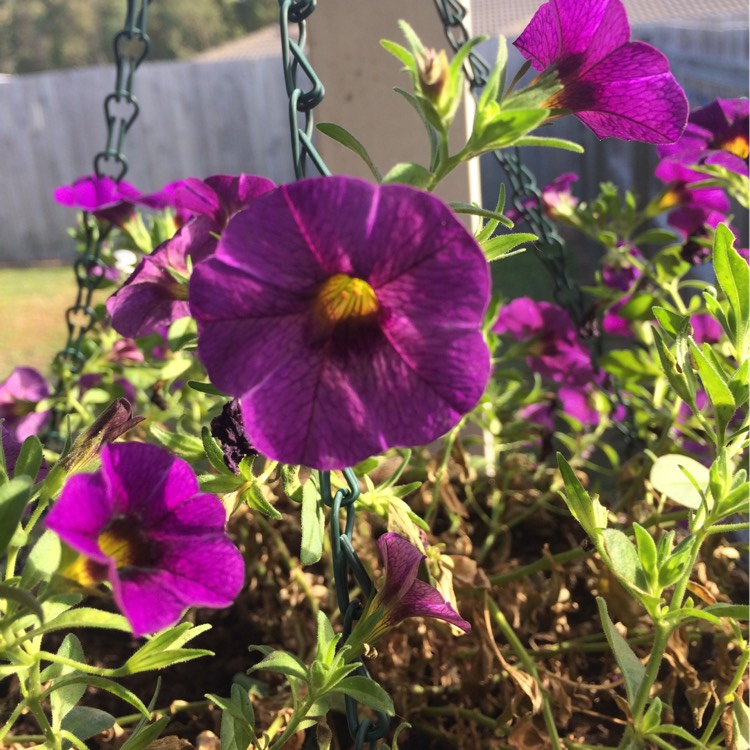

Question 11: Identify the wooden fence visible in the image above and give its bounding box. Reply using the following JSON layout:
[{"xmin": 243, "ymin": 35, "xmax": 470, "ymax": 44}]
[{"xmin": 0, "ymin": 54, "xmax": 295, "ymax": 264}]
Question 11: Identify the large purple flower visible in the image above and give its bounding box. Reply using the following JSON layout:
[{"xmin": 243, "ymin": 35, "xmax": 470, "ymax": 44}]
[
  {"xmin": 0, "ymin": 367, "xmax": 51, "ymax": 441},
  {"xmin": 347, "ymin": 532, "xmax": 470, "ymax": 655},
  {"xmin": 190, "ymin": 176, "xmax": 491, "ymax": 470},
  {"xmin": 45, "ymin": 442, "xmax": 244, "ymax": 637},
  {"xmin": 514, "ymin": 0, "xmax": 688, "ymax": 143},
  {"xmin": 658, "ymin": 98, "xmax": 749, "ymax": 177},
  {"xmin": 107, "ymin": 174, "xmax": 275, "ymax": 339},
  {"xmin": 493, "ymin": 297, "xmax": 594, "ymax": 386},
  {"xmin": 54, "ymin": 175, "xmax": 141, "ymax": 227}
]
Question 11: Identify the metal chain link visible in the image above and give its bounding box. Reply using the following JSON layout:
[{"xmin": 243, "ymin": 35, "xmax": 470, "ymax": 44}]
[
  {"xmin": 320, "ymin": 471, "xmax": 389, "ymax": 748},
  {"xmin": 432, "ymin": 0, "xmax": 585, "ymax": 325},
  {"xmin": 279, "ymin": 0, "xmax": 330, "ymax": 179},
  {"xmin": 48, "ymin": 0, "xmax": 150, "ymax": 443}
]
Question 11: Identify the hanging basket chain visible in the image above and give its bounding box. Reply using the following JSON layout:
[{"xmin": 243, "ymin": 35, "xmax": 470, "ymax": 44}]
[
  {"xmin": 47, "ymin": 0, "xmax": 150, "ymax": 444},
  {"xmin": 432, "ymin": 0, "xmax": 586, "ymax": 324},
  {"xmin": 320, "ymin": 471, "xmax": 389, "ymax": 748},
  {"xmin": 279, "ymin": 0, "xmax": 330, "ymax": 179}
]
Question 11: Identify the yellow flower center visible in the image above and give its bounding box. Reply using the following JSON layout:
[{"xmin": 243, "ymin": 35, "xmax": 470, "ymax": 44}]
[
  {"xmin": 657, "ymin": 188, "xmax": 681, "ymax": 210},
  {"xmin": 720, "ymin": 134, "xmax": 749, "ymax": 160},
  {"xmin": 98, "ymin": 528, "xmax": 139, "ymax": 568},
  {"xmin": 312, "ymin": 274, "xmax": 380, "ymax": 333}
]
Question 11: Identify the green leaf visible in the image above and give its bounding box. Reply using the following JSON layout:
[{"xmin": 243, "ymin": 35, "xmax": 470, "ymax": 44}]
[
  {"xmin": 316, "ymin": 610, "xmax": 337, "ymax": 664},
  {"xmin": 733, "ymin": 693, "xmax": 750, "ymax": 750},
  {"xmin": 469, "ymin": 108, "xmax": 549, "ymax": 153},
  {"xmin": 512, "ymin": 135, "xmax": 584, "ymax": 153},
  {"xmin": 718, "ymin": 481, "xmax": 750, "ymax": 518},
  {"xmin": 61, "ymin": 706, "xmax": 115, "ymax": 746},
  {"xmin": 596, "ymin": 597, "xmax": 646, "ymax": 704},
  {"xmin": 335, "ymin": 676, "xmax": 395, "ymax": 716},
  {"xmin": 599, "ymin": 348, "xmax": 661, "ymax": 381},
  {"xmin": 0, "ymin": 476, "xmax": 32, "ymax": 557},
  {"xmin": 652, "ymin": 327, "xmax": 694, "ymax": 405},
  {"xmin": 619, "ymin": 294, "xmax": 661, "ymax": 321},
  {"xmin": 124, "ymin": 623, "xmax": 213, "ymax": 673},
  {"xmin": 379, "ymin": 39, "xmax": 416, "ymax": 75},
  {"xmin": 650, "ymin": 454, "xmax": 710, "ymax": 510},
  {"xmin": 167, "ymin": 316, "xmax": 197, "ymax": 351},
  {"xmin": 45, "ymin": 634, "xmax": 86, "ymax": 729},
  {"xmin": 729, "ymin": 360, "xmax": 749, "ymax": 407},
  {"xmin": 47, "ymin": 674, "xmax": 150, "ymax": 718},
  {"xmin": 652, "ymin": 307, "xmax": 686, "ymax": 338},
  {"xmin": 632, "ymin": 228, "xmax": 679, "ymax": 245},
  {"xmin": 0, "ymin": 583, "xmax": 44, "ymax": 623},
  {"xmin": 632, "ymin": 523, "xmax": 659, "ymax": 592},
  {"xmin": 301, "ymin": 480, "xmax": 325, "ymax": 566},
  {"xmin": 601, "ymin": 529, "xmax": 644, "ymax": 590},
  {"xmin": 704, "ymin": 603, "xmax": 750, "ymax": 620},
  {"xmin": 481, "ymin": 232, "xmax": 537, "ymax": 262},
  {"xmin": 218, "ymin": 682, "xmax": 257, "ymax": 750},
  {"xmin": 317, "ymin": 123, "xmax": 382, "ymax": 181},
  {"xmin": 119, "ymin": 715, "xmax": 171, "ymax": 750},
  {"xmin": 149, "ymin": 424, "xmax": 205, "ymax": 461},
  {"xmin": 14, "ymin": 607, "xmax": 131, "ymax": 646},
  {"xmin": 13, "ymin": 434, "xmax": 44, "ymax": 481},
  {"xmin": 477, "ymin": 36, "xmax": 507, "ymax": 111},
  {"xmin": 688, "ymin": 339, "xmax": 736, "ymax": 439},
  {"xmin": 201, "ymin": 426, "xmax": 234, "ymax": 475},
  {"xmin": 641, "ymin": 697, "xmax": 663, "ymax": 734},
  {"xmin": 249, "ymin": 649, "xmax": 307, "ymax": 681},
  {"xmin": 713, "ymin": 222, "xmax": 749, "ymax": 352},
  {"xmin": 381, "ymin": 162, "xmax": 433, "ymax": 189},
  {"xmin": 241, "ymin": 479, "xmax": 282, "ymax": 520},
  {"xmin": 20, "ymin": 530, "xmax": 62, "ymax": 589},
  {"xmin": 200, "ymin": 474, "xmax": 244, "ymax": 495},
  {"xmin": 556, "ymin": 454, "xmax": 608, "ymax": 540},
  {"xmin": 449, "ymin": 201, "xmax": 513, "ymax": 228},
  {"xmin": 187, "ymin": 380, "xmax": 226, "ymax": 396}
]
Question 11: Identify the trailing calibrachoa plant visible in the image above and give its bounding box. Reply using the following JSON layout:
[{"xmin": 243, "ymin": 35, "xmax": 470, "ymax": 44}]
[{"xmin": 0, "ymin": 0, "xmax": 747, "ymax": 748}]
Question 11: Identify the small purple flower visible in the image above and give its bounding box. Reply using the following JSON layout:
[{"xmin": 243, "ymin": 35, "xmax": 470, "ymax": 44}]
[
  {"xmin": 493, "ymin": 297, "xmax": 594, "ymax": 386},
  {"xmin": 658, "ymin": 98, "xmax": 749, "ymax": 177},
  {"xmin": 558, "ymin": 385, "xmax": 600, "ymax": 425},
  {"xmin": 690, "ymin": 313, "xmax": 722, "ymax": 345},
  {"xmin": 348, "ymin": 533, "xmax": 470, "ymax": 654},
  {"xmin": 45, "ymin": 442, "xmax": 244, "ymax": 637},
  {"xmin": 601, "ymin": 296, "xmax": 634, "ymax": 338},
  {"xmin": 514, "ymin": 0, "xmax": 688, "ymax": 143},
  {"xmin": 107, "ymin": 174, "xmax": 275, "ymax": 339},
  {"xmin": 0, "ymin": 367, "xmax": 51, "ymax": 442},
  {"xmin": 54, "ymin": 175, "xmax": 141, "ymax": 227},
  {"xmin": 190, "ymin": 176, "xmax": 491, "ymax": 470},
  {"xmin": 654, "ymin": 160, "xmax": 730, "ymax": 238},
  {"xmin": 507, "ymin": 172, "xmax": 579, "ymax": 223},
  {"xmin": 602, "ymin": 245, "xmax": 643, "ymax": 291}
]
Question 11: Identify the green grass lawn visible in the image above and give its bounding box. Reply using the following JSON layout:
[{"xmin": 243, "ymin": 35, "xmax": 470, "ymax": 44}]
[{"xmin": 0, "ymin": 266, "xmax": 84, "ymax": 378}]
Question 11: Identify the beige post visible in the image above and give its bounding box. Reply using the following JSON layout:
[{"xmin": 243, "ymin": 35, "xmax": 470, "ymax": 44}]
[{"xmin": 307, "ymin": 1, "xmax": 481, "ymax": 213}]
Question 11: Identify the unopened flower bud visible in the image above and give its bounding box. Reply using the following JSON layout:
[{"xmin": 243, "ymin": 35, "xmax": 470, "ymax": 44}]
[{"xmin": 418, "ymin": 48, "xmax": 449, "ymax": 103}]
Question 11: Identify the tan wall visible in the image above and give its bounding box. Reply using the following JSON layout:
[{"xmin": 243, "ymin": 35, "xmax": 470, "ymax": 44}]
[{"xmin": 308, "ymin": 0, "xmax": 480, "ymax": 211}]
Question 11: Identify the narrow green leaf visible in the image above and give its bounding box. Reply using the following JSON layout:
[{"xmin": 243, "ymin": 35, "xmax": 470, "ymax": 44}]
[
  {"xmin": 249, "ymin": 650, "xmax": 307, "ymax": 681},
  {"xmin": 241, "ymin": 479, "xmax": 282, "ymax": 520},
  {"xmin": 381, "ymin": 162, "xmax": 433, "ymax": 189},
  {"xmin": 632, "ymin": 523, "xmax": 659, "ymax": 592},
  {"xmin": 0, "ymin": 476, "xmax": 32, "ymax": 557},
  {"xmin": 13, "ymin": 435, "xmax": 44, "ymax": 481},
  {"xmin": 481, "ymin": 232, "xmax": 537, "ymax": 262},
  {"xmin": 599, "ymin": 349, "xmax": 661, "ymax": 381},
  {"xmin": 149, "ymin": 424, "xmax": 205, "ymax": 461},
  {"xmin": 47, "ymin": 674, "xmax": 150, "ymax": 718},
  {"xmin": 46, "ymin": 634, "xmax": 86, "ymax": 729},
  {"xmin": 0, "ymin": 583, "xmax": 44, "ymax": 623},
  {"xmin": 335, "ymin": 676, "xmax": 395, "ymax": 716},
  {"xmin": 651, "ymin": 327, "xmax": 694, "ymax": 405},
  {"xmin": 167, "ymin": 316, "xmax": 197, "ymax": 352},
  {"xmin": 733, "ymin": 694, "xmax": 750, "ymax": 750},
  {"xmin": 187, "ymin": 380, "xmax": 226, "ymax": 396},
  {"xmin": 556, "ymin": 454, "xmax": 608, "ymax": 539},
  {"xmin": 688, "ymin": 339, "xmax": 736, "ymax": 438},
  {"xmin": 704, "ymin": 603, "xmax": 750, "ymax": 620},
  {"xmin": 449, "ymin": 201, "xmax": 513, "ymax": 228},
  {"xmin": 119, "ymin": 715, "xmax": 171, "ymax": 750},
  {"xmin": 218, "ymin": 682, "xmax": 257, "ymax": 750},
  {"xmin": 201, "ymin": 427, "xmax": 234, "ymax": 475},
  {"xmin": 596, "ymin": 597, "xmax": 646, "ymax": 704},
  {"xmin": 713, "ymin": 222, "xmax": 749, "ymax": 351},
  {"xmin": 513, "ymin": 135, "xmax": 584, "ymax": 153},
  {"xmin": 641, "ymin": 697, "xmax": 663, "ymax": 734},
  {"xmin": 379, "ymin": 39, "xmax": 416, "ymax": 74},
  {"xmin": 728, "ymin": 360, "xmax": 749, "ymax": 407},
  {"xmin": 601, "ymin": 529, "xmax": 643, "ymax": 590},
  {"xmin": 300, "ymin": 480, "xmax": 325, "ymax": 565},
  {"xmin": 317, "ymin": 123, "xmax": 382, "ymax": 181},
  {"xmin": 20, "ymin": 530, "xmax": 62, "ymax": 589},
  {"xmin": 14, "ymin": 607, "xmax": 131, "ymax": 646}
]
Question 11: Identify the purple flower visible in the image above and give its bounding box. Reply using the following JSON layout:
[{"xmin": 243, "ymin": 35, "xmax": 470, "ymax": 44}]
[
  {"xmin": 602, "ymin": 245, "xmax": 643, "ymax": 291},
  {"xmin": 45, "ymin": 442, "xmax": 244, "ymax": 637},
  {"xmin": 107, "ymin": 174, "xmax": 274, "ymax": 339},
  {"xmin": 690, "ymin": 313, "xmax": 722, "ymax": 345},
  {"xmin": 558, "ymin": 385, "xmax": 600, "ymax": 425},
  {"xmin": 658, "ymin": 98, "xmax": 749, "ymax": 177},
  {"xmin": 190, "ymin": 176, "xmax": 491, "ymax": 470},
  {"xmin": 493, "ymin": 297, "xmax": 594, "ymax": 385},
  {"xmin": 514, "ymin": 0, "xmax": 688, "ymax": 143},
  {"xmin": 602, "ymin": 296, "xmax": 634, "ymax": 338},
  {"xmin": 348, "ymin": 533, "xmax": 470, "ymax": 654},
  {"xmin": 507, "ymin": 172, "xmax": 579, "ymax": 223},
  {"xmin": 0, "ymin": 367, "xmax": 51, "ymax": 441},
  {"xmin": 54, "ymin": 175, "xmax": 141, "ymax": 227}
]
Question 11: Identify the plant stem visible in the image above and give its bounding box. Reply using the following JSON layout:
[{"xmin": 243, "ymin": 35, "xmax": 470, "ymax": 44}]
[{"xmin": 487, "ymin": 597, "xmax": 562, "ymax": 750}]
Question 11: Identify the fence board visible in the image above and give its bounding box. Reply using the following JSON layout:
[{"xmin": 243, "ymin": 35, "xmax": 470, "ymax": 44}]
[{"xmin": 0, "ymin": 54, "xmax": 293, "ymax": 265}]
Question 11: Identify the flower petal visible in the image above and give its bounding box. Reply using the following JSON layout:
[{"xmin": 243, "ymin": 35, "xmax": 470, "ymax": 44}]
[
  {"xmin": 377, "ymin": 532, "xmax": 424, "ymax": 605},
  {"xmin": 392, "ymin": 577, "xmax": 471, "ymax": 633}
]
